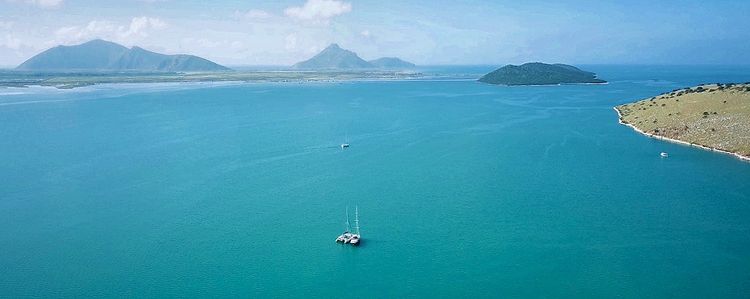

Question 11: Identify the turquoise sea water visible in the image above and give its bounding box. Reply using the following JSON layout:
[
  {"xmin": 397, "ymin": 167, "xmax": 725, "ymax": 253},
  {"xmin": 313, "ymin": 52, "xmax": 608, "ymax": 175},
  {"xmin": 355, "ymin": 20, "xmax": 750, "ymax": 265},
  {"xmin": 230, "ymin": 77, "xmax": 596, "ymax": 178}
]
[{"xmin": 1, "ymin": 66, "xmax": 750, "ymax": 298}]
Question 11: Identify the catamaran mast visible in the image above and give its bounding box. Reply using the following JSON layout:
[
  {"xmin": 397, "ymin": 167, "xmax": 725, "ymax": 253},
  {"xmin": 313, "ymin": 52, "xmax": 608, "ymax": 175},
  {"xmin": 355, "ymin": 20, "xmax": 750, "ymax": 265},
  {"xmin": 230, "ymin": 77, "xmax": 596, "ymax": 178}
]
[
  {"xmin": 354, "ymin": 205, "xmax": 360, "ymax": 235},
  {"xmin": 345, "ymin": 206, "xmax": 351, "ymax": 232}
]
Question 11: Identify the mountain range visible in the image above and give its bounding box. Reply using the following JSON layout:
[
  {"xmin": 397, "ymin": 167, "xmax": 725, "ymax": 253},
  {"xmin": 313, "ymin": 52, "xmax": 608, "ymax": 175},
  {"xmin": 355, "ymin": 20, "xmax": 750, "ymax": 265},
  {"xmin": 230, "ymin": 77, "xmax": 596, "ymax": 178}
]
[
  {"xmin": 292, "ymin": 44, "xmax": 415, "ymax": 69},
  {"xmin": 16, "ymin": 39, "xmax": 230, "ymax": 72}
]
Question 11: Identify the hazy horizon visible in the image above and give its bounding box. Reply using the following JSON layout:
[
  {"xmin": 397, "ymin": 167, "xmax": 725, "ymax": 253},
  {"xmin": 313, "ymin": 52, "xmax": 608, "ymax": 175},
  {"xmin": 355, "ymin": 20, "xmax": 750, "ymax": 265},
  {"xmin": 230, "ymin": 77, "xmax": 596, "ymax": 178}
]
[
  {"xmin": 2, "ymin": 0, "xmax": 750, "ymax": 66},
  {"xmin": 5, "ymin": 62, "xmax": 750, "ymax": 70}
]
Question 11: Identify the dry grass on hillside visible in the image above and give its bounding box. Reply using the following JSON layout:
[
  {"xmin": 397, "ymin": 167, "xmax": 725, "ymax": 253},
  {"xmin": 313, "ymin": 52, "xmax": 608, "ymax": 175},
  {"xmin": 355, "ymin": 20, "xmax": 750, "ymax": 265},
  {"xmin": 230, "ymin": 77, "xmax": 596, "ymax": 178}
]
[{"xmin": 616, "ymin": 83, "xmax": 750, "ymax": 157}]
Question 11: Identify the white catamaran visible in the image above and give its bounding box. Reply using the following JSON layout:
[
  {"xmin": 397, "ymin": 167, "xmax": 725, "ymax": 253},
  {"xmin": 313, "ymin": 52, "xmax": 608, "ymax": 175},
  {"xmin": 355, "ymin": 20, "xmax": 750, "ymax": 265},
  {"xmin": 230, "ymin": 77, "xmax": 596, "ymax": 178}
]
[
  {"xmin": 340, "ymin": 133, "xmax": 350, "ymax": 149},
  {"xmin": 336, "ymin": 206, "xmax": 361, "ymax": 246}
]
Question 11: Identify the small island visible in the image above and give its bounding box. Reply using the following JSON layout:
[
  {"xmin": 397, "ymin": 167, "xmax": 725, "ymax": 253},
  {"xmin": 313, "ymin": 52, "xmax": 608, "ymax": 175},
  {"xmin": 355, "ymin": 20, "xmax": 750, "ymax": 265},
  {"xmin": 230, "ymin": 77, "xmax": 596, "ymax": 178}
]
[
  {"xmin": 478, "ymin": 62, "xmax": 606, "ymax": 85},
  {"xmin": 615, "ymin": 83, "xmax": 750, "ymax": 161}
]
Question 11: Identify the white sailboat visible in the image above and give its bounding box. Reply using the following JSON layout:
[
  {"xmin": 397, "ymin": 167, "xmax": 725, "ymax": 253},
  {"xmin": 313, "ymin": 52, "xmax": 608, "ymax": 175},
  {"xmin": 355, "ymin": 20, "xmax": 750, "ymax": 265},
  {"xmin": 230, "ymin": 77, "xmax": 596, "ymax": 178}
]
[
  {"xmin": 335, "ymin": 207, "xmax": 352, "ymax": 243},
  {"xmin": 349, "ymin": 206, "xmax": 361, "ymax": 245},
  {"xmin": 335, "ymin": 205, "xmax": 361, "ymax": 245},
  {"xmin": 340, "ymin": 132, "xmax": 350, "ymax": 149}
]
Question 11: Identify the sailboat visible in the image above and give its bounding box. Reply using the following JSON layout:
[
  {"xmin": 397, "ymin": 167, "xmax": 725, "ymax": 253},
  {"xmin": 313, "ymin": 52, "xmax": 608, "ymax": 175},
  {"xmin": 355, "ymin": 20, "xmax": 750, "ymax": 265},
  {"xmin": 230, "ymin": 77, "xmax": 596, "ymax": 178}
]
[
  {"xmin": 335, "ymin": 206, "xmax": 361, "ymax": 245},
  {"xmin": 336, "ymin": 207, "xmax": 352, "ymax": 243},
  {"xmin": 340, "ymin": 132, "xmax": 350, "ymax": 149},
  {"xmin": 349, "ymin": 206, "xmax": 361, "ymax": 245}
]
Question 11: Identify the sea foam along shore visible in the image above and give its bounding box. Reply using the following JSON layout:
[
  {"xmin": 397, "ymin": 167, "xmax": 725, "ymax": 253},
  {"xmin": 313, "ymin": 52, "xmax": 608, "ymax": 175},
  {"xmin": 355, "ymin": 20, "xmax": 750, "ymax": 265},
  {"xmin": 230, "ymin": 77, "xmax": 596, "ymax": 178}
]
[{"xmin": 614, "ymin": 107, "xmax": 750, "ymax": 162}]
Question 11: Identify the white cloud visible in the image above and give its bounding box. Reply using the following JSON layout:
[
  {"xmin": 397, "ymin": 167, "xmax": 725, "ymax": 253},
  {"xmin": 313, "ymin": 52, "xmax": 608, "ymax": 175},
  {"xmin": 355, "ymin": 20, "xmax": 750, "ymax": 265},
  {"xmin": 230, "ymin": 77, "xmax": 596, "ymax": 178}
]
[
  {"xmin": 285, "ymin": 33, "xmax": 297, "ymax": 50},
  {"xmin": 0, "ymin": 21, "xmax": 14, "ymax": 30},
  {"xmin": 284, "ymin": 0, "xmax": 351, "ymax": 23},
  {"xmin": 180, "ymin": 37, "xmax": 246, "ymax": 52},
  {"xmin": 231, "ymin": 9, "xmax": 276, "ymax": 23},
  {"xmin": 32, "ymin": 0, "xmax": 61, "ymax": 7},
  {"xmin": 360, "ymin": 30, "xmax": 371, "ymax": 38},
  {"xmin": 180, "ymin": 37, "xmax": 221, "ymax": 49},
  {"xmin": 53, "ymin": 17, "xmax": 167, "ymax": 45},
  {"xmin": 240, "ymin": 9, "xmax": 272, "ymax": 19},
  {"xmin": 6, "ymin": 0, "xmax": 63, "ymax": 9},
  {"xmin": 119, "ymin": 16, "xmax": 167, "ymax": 39},
  {"xmin": 1, "ymin": 33, "xmax": 22, "ymax": 50},
  {"xmin": 55, "ymin": 20, "xmax": 117, "ymax": 44}
]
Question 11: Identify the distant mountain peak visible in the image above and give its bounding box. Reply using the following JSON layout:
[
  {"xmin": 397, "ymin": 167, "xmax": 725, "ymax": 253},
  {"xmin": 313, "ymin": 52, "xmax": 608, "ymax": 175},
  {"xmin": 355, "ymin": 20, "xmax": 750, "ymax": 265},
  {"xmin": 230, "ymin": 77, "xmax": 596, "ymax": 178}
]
[
  {"xmin": 318, "ymin": 43, "xmax": 356, "ymax": 57},
  {"xmin": 292, "ymin": 43, "xmax": 371, "ymax": 69},
  {"xmin": 16, "ymin": 39, "xmax": 230, "ymax": 72},
  {"xmin": 75, "ymin": 39, "xmax": 125, "ymax": 48},
  {"xmin": 82, "ymin": 39, "xmax": 113, "ymax": 45},
  {"xmin": 292, "ymin": 43, "xmax": 415, "ymax": 70}
]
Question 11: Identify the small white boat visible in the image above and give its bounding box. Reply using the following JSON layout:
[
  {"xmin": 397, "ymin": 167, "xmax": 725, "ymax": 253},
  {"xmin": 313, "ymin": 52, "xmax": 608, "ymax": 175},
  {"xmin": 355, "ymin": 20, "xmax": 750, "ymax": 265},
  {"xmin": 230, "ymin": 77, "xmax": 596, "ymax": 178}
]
[
  {"xmin": 341, "ymin": 133, "xmax": 350, "ymax": 149},
  {"xmin": 660, "ymin": 152, "xmax": 669, "ymax": 158}
]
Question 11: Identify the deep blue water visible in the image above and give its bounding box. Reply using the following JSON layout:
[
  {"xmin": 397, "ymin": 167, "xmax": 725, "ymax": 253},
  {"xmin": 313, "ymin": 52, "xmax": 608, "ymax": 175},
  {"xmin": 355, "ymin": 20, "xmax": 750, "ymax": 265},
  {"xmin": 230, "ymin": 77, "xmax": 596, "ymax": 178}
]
[{"xmin": 1, "ymin": 66, "xmax": 750, "ymax": 298}]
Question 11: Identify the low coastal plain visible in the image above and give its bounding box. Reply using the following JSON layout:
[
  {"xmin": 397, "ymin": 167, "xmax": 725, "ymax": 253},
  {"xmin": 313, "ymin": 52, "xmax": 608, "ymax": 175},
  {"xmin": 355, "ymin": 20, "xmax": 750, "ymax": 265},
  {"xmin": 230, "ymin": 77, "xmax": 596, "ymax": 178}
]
[{"xmin": 0, "ymin": 70, "xmax": 425, "ymax": 89}]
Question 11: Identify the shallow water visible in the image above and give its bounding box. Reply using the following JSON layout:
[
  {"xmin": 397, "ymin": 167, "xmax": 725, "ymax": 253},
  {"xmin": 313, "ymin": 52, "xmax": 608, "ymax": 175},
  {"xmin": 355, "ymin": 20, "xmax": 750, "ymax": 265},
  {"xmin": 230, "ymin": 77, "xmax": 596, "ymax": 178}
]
[{"xmin": 1, "ymin": 66, "xmax": 750, "ymax": 297}]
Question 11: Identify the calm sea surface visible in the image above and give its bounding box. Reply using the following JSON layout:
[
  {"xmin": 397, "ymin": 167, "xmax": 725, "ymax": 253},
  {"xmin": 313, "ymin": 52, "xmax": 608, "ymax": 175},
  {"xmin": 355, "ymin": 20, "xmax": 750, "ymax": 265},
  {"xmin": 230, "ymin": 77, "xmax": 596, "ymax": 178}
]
[{"xmin": 1, "ymin": 66, "xmax": 750, "ymax": 298}]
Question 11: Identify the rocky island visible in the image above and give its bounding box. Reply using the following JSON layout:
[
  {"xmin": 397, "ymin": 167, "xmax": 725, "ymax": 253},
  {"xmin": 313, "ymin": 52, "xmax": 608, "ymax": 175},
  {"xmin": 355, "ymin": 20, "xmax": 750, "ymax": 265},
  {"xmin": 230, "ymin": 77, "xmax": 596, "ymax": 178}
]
[
  {"xmin": 615, "ymin": 83, "xmax": 750, "ymax": 161},
  {"xmin": 478, "ymin": 62, "xmax": 606, "ymax": 85}
]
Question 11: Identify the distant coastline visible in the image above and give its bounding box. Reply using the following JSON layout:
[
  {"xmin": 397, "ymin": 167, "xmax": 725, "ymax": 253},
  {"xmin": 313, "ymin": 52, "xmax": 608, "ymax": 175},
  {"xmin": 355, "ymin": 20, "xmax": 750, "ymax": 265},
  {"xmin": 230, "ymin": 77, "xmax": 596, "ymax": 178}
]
[
  {"xmin": 614, "ymin": 84, "xmax": 750, "ymax": 162},
  {"xmin": 0, "ymin": 70, "xmax": 425, "ymax": 89},
  {"xmin": 0, "ymin": 39, "xmax": 423, "ymax": 89}
]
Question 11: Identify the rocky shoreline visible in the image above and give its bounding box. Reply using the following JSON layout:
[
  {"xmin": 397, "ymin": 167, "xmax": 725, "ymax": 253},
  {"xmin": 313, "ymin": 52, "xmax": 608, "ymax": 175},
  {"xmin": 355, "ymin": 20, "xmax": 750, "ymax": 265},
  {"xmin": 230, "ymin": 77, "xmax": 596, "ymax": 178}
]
[
  {"xmin": 614, "ymin": 91, "xmax": 750, "ymax": 162},
  {"xmin": 614, "ymin": 82, "xmax": 750, "ymax": 161}
]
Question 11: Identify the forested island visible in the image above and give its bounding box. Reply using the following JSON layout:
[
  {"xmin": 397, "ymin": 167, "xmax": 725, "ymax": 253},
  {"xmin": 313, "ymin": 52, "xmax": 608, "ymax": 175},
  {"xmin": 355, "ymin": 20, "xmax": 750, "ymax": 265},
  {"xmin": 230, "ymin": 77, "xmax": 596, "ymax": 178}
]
[{"xmin": 479, "ymin": 62, "xmax": 606, "ymax": 85}]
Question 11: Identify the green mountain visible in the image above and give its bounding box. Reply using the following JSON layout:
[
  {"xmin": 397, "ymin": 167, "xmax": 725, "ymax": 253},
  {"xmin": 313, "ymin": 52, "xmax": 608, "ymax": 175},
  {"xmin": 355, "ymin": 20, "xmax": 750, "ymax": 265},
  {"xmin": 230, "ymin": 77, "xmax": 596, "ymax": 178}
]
[
  {"xmin": 368, "ymin": 57, "xmax": 416, "ymax": 68},
  {"xmin": 478, "ymin": 62, "xmax": 606, "ymax": 85},
  {"xmin": 292, "ymin": 44, "xmax": 373, "ymax": 69},
  {"xmin": 16, "ymin": 39, "xmax": 230, "ymax": 72}
]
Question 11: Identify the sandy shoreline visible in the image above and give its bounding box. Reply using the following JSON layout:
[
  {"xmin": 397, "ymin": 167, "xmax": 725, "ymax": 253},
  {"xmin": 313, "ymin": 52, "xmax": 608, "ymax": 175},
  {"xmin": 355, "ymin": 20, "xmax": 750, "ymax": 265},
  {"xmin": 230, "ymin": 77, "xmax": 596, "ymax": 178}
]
[{"xmin": 613, "ymin": 107, "xmax": 750, "ymax": 162}]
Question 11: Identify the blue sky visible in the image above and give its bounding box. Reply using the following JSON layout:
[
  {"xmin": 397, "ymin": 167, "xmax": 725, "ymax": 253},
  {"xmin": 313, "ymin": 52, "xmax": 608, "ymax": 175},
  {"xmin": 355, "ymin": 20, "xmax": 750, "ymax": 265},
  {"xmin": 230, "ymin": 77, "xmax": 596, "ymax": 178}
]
[{"xmin": 1, "ymin": 0, "xmax": 749, "ymax": 66}]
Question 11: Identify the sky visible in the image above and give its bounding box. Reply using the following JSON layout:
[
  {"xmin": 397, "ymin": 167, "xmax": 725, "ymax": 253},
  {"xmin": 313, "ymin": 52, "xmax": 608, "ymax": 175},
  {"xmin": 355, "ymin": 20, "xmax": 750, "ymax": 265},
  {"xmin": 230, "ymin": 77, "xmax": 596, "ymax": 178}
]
[{"xmin": 1, "ymin": 0, "xmax": 749, "ymax": 66}]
